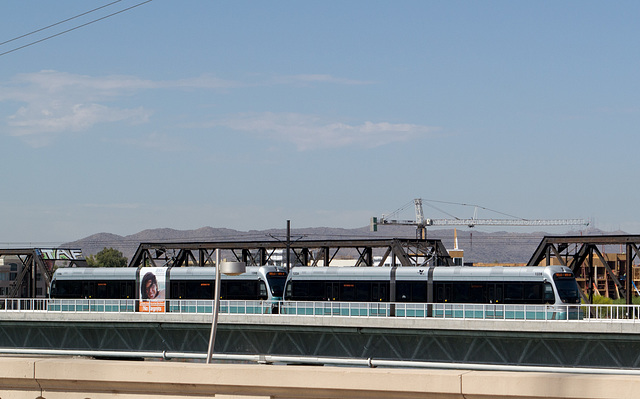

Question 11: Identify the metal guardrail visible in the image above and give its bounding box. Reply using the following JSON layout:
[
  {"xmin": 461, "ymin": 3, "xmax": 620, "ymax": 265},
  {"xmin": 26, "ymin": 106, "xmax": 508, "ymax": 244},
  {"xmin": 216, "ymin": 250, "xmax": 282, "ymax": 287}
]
[{"xmin": 1, "ymin": 298, "xmax": 640, "ymax": 322}]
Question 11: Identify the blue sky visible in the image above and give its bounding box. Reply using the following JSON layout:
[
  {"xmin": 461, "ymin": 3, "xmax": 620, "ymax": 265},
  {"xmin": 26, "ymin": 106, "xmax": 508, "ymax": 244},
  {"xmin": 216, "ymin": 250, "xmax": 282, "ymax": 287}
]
[{"xmin": 0, "ymin": 1, "xmax": 638, "ymax": 245}]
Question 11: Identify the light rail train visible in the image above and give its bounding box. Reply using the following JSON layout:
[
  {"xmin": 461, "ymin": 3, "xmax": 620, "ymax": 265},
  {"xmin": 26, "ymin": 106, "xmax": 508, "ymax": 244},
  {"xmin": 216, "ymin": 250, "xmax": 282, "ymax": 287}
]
[
  {"xmin": 49, "ymin": 265, "xmax": 581, "ymax": 319},
  {"xmin": 49, "ymin": 265, "xmax": 287, "ymax": 313},
  {"xmin": 282, "ymin": 265, "xmax": 582, "ymax": 319}
]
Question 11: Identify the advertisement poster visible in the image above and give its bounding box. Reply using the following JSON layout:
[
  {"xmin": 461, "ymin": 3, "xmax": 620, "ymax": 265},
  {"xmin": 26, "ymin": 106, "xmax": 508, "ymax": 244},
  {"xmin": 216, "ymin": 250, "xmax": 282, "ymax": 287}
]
[{"xmin": 139, "ymin": 267, "xmax": 167, "ymax": 312}]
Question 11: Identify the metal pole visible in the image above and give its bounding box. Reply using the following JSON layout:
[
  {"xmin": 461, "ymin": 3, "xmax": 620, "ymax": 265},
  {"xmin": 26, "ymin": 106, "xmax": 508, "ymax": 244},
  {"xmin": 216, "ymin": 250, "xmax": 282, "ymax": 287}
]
[
  {"xmin": 206, "ymin": 249, "xmax": 221, "ymax": 364},
  {"xmin": 626, "ymin": 243, "xmax": 633, "ymax": 307},
  {"xmin": 286, "ymin": 220, "xmax": 291, "ymax": 273}
]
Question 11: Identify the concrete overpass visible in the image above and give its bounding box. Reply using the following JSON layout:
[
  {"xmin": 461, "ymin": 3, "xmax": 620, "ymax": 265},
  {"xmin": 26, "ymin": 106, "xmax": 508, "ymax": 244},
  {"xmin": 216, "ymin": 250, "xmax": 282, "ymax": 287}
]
[
  {"xmin": 1, "ymin": 356, "xmax": 639, "ymax": 399},
  {"xmin": 2, "ymin": 309, "xmax": 640, "ymax": 369}
]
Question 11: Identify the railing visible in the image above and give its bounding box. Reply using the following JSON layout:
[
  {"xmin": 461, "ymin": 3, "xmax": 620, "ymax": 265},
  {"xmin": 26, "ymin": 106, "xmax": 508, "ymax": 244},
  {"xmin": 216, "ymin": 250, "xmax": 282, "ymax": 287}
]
[
  {"xmin": 2, "ymin": 298, "xmax": 640, "ymax": 322},
  {"xmin": 278, "ymin": 302, "xmax": 584, "ymax": 321}
]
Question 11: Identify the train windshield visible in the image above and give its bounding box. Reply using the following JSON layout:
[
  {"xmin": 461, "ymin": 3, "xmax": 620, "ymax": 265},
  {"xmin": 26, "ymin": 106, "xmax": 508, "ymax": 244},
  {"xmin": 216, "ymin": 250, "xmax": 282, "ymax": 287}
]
[
  {"xmin": 553, "ymin": 273, "xmax": 581, "ymax": 304},
  {"xmin": 266, "ymin": 272, "xmax": 287, "ymax": 297}
]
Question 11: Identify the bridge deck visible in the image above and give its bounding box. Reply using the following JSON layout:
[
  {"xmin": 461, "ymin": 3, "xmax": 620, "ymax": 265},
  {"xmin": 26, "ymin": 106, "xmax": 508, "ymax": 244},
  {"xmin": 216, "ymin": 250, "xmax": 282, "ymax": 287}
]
[
  {"xmin": 1, "ymin": 308, "xmax": 639, "ymax": 370},
  {"xmin": 2, "ymin": 310, "xmax": 640, "ymax": 334}
]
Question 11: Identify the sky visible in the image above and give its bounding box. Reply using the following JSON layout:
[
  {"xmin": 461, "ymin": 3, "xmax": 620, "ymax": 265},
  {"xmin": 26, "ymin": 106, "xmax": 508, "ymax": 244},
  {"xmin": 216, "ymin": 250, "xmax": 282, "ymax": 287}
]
[{"xmin": 0, "ymin": 1, "xmax": 638, "ymax": 246}]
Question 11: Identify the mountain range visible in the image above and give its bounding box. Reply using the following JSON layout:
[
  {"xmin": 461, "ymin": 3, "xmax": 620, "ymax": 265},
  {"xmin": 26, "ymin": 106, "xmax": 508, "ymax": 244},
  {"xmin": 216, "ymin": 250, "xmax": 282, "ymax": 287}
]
[{"xmin": 63, "ymin": 226, "xmax": 619, "ymax": 265}]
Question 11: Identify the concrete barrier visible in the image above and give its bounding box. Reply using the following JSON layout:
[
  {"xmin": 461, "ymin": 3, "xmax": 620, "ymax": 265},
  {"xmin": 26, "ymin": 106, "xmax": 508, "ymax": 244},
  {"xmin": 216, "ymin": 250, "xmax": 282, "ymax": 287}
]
[{"xmin": 0, "ymin": 357, "xmax": 637, "ymax": 399}]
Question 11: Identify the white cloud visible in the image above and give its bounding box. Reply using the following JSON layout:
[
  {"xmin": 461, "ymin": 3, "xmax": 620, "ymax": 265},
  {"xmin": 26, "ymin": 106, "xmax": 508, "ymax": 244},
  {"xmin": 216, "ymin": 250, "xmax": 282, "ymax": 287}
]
[
  {"xmin": 9, "ymin": 103, "xmax": 150, "ymax": 136},
  {"xmin": 118, "ymin": 132, "xmax": 188, "ymax": 152},
  {"xmin": 0, "ymin": 70, "xmax": 244, "ymax": 144},
  {"xmin": 0, "ymin": 70, "xmax": 385, "ymax": 147},
  {"xmin": 0, "ymin": 70, "xmax": 158, "ymax": 143},
  {"xmin": 214, "ymin": 112, "xmax": 439, "ymax": 150},
  {"xmin": 81, "ymin": 203, "xmax": 142, "ymax": 210},
  {"xmin": 269, "ymin": 74, "xmax": 373, "ymax": 86}
]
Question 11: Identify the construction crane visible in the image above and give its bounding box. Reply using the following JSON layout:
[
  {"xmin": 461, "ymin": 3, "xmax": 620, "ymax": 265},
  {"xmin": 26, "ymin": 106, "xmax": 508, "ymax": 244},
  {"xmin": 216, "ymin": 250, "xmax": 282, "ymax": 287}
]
[{"xmin": 371, "ymin": 198, "xmax": 589, "ymax": 239}]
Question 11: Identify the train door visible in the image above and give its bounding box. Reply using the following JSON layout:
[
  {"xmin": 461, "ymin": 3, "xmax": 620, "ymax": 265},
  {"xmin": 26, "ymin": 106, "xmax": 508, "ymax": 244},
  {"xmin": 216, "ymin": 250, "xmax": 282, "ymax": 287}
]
[
  {"xmin": 325, "ymin": 282, "xmax": 339, "ymax": 301},
  {"xmin": 487, "ymin": 284, "xmax": 495, "ymax": 303},
  {"xmin": 120, "ymin": 282, "xmax": 130, "ymax": 299},
  {"xmin": 82, "ymin": 281, "xmax": 93, "ymax": 299},
  {"xmin": 436, "ymin": 283, "xmax": 452, "ymax": 302},
  {"xmin": 485, "ymin": 283, "xmax": 504, "ymax": 318},
  {"xmin": 372, "ymin": 282, "xmax": 387, "ymax": 302},
  {"xmin": 483, "ymin": 283, "xmax": 504, "ymax": 303}
]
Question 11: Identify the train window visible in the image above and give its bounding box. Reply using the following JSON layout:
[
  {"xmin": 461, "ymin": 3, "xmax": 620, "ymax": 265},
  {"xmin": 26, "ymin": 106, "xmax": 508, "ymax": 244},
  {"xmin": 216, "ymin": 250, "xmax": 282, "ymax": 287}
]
[
  {"xmin": 285, "ymin": 282, "xmax": 292, "ymax": 299},
  {"xmin": 289, "ymin": 281, "xmax": 324, "ymax": 301},
  {"xmin": 259, "ymin": 281, "xmax": 267, "ymax": 300},
  {"xmin": 543, "ymin": 282, "xmax": 554, "ymax": 303},
  {"xmin": 452, "ymin": 282, "xmax": 470, "ymax": 303},
  {"xmin": 397, "ymin": 282, "xmax": 411, "ymax": 302},
  {"xmin": 191, "ymin": 281, "xmax": 213, "ymax": 299},
  {"xmin": 553, "ymin": 275, "xmax": 581, "ymax": 304},
  {"xmin": 51, "ymin": 280, "xmax": 83, "ymax": 298},
  {"xmin": 412, "ymin": 282, "xmax": 427, "ymax": 302},
  {"xmin": 169, "ymin": 280, "xmax": 214, "ymax": 299},
  {"xmin": 223, "ymin": 280, "xmax": 259, "ymax": 300},
  {"xmin": 96, "ymin": 282, "xmax": 108, "ymax": 298},
  {"xmin": 309, "ymin": 282, "xmax": 325, "ymax": 300},
  {"xmin": 335, "ymin": 282, "xmax": 374, "ymax": 301},
  {"xmin": 266, "ymin": 273, "xmax": 286, "ymax": 297},
  {"xmin": 356, "ymin": 282, "xmax": 372, "ymax": 301},
  {"xmin": 469, "ymin": 283, "xmax": 484, "ymax": 303},
  {"xmin": 340, "ymin": 283, "xmax": 356, "ymax": 301},
  {"xmin": 287, "ymin": 281, "xmax": 326, "ymax": 301},
  {"xmin": 397, "ymin": 282, "xmax": 427, "ymax": 302},
  {"xmin": 504, "ymin": 283, "xmax": 524, "ymax": 303},
  {"xmin": 522, "ymin": 283, "xmax": 543, "ymax": 303}
]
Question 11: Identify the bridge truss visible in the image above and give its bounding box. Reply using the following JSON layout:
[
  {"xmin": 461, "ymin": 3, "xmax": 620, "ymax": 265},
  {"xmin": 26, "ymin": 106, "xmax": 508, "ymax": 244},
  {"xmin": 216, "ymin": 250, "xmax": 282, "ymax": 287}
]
[
  {"xmin": 527, "ymin": 235, "xmax": 640, "ymax": 305},
  {"xmin": 0, "ymin": 248, "xmax": 86, "ymax": 298},
  {"xmin": 128, "ymin": 238, "xmax": 454, "ymax": 269}
]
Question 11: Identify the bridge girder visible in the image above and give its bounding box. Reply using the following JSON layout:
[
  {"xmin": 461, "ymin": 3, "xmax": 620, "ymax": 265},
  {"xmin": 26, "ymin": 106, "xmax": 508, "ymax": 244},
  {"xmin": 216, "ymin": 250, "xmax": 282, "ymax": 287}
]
[
  {"xmin": 128, "ymin": 238, "xmax": 454, "ymax": 269},
  {"xmin": 527, "ymin": 235, "xmax": 640, "ymax": 305},
  {"xmin": 0, "ymin": 249, "xmax": 86, "ymax": 298}
]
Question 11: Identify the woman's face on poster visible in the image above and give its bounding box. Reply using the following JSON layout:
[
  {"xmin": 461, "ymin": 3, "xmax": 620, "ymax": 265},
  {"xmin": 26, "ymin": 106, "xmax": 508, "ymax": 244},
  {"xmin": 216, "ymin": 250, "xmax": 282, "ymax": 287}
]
[{"xmin": 145, "ymin": 279, "xmax": 158, "ymax": 298}]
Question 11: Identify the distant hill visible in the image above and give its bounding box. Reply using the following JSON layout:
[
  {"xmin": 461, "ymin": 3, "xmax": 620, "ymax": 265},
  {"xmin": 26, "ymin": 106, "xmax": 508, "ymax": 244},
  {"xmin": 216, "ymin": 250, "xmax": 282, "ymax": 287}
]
[{"xmin": 63, "ymin": 226, "xmax": 616, "ymax": 265}]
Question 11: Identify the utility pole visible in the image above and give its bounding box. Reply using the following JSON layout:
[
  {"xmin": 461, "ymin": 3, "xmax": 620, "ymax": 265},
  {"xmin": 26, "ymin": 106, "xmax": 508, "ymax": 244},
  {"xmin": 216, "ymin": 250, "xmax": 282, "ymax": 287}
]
[{"xmin": 286, "ymin": 220, "xmax": 291, "ymax": 273}]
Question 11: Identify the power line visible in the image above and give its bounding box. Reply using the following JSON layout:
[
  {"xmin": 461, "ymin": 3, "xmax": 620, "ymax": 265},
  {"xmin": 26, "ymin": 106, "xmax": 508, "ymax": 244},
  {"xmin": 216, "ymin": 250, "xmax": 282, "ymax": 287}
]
[
  {"xmin": 0, "ymin": 0, "xmax": 153, "ymax": 57},
  {"xmin": 0, "ymin": 0, "xmax": 124, "ymax": 47}
]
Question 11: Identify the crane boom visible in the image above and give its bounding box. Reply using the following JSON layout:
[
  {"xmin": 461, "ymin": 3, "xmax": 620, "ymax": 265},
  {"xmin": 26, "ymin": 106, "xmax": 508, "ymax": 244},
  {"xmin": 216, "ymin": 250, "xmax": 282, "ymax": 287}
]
[
  {"xmin": 378, "ymin": 218, "xmax": 589, "ymax": 228},
  {"xmin": 371, "ymin": 198, "xmax": 589, "ymax": 232}
]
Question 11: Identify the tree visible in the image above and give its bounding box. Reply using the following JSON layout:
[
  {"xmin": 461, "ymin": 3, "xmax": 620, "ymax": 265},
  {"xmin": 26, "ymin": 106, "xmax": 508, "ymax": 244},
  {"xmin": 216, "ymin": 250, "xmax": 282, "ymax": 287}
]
[{"xmin": 86, "ymin": 247, "xmax": 128, "ymax": 267}]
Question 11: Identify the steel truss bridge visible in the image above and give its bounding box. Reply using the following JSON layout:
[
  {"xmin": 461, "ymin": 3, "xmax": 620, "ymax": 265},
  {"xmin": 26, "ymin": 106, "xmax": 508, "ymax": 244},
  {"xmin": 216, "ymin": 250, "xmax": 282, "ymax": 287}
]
[
  {"xmin": 128, "ymin": 238, "xmax": 454, "ymax": 269},
  {"xmin": 528, "ymin": 235, "xmax": 640, "ymax": 305},
  {"xmin": 0, "ymin": 239, "xmax": 452, "ymax": 299},
  {"xmin": 0, "ymin": 248, "xmax": 86, "ymax": 298}
]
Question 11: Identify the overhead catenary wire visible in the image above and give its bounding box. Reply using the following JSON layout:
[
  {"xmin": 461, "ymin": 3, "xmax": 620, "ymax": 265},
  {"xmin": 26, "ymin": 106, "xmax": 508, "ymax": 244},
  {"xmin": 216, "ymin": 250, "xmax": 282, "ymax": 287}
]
[
  {"xmin": 0, "ymin": 0, "xmax": 124, "ymax": 47},
  {"xmin": 0, "ymin": 0, "xmax": 154, "ymax": 57},
  {"xmin": 420, "ymin": 198, "xmax": 528, "ymax": 221}
]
